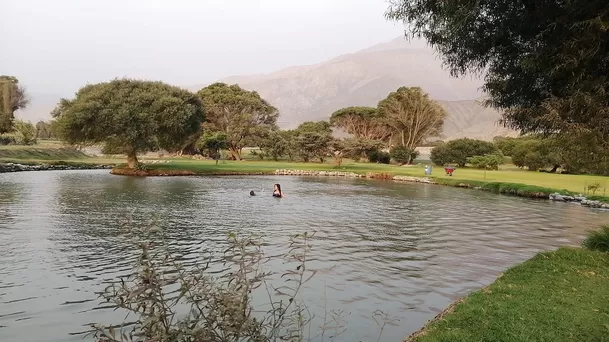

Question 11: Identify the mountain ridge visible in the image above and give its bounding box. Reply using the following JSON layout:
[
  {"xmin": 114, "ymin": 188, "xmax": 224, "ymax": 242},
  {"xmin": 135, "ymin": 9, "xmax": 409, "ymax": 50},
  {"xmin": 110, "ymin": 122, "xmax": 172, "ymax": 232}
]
[{"xmin": 15, "ymin": 37, "xmax": 518, "ymax": 141}]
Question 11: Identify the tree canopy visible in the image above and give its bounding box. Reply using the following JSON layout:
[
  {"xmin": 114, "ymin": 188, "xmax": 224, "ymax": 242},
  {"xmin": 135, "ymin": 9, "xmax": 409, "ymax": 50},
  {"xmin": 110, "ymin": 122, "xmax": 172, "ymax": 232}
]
[
  {"xmin": 377, "ymin": 87, "xmax": 446, "ymax": 149},
  {"xmin": 52, "ymin": 79, "xmax": 204, "ymax": 168},
  {"xmin": 0, "ymin": 76, "xmax": 29, "ymax": 134},
  {"xmin": 430, "ymin": 138, "xmax": 501, "ymax": 167},
  {"xmin": 385, "ymin": 0, "xmax": 609, "ymax": 141},
  {"xmin": 197, "ymin": 83, "xmax": 278, "ymax": 160},
  {"xmin": 329, "ymin": 106, "xmax": 390, "ymax": 141}
]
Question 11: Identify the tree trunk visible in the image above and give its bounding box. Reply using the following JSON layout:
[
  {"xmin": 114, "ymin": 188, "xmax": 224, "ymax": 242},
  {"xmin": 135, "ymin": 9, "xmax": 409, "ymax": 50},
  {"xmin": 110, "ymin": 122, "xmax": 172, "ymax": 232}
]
[
  {"xmin": 127, "ymin": 151, "xmax": 138, "ymax": 168},
  {"xmin": 230, "ymin": 147, "xmax": 241, "ymax": 161}
]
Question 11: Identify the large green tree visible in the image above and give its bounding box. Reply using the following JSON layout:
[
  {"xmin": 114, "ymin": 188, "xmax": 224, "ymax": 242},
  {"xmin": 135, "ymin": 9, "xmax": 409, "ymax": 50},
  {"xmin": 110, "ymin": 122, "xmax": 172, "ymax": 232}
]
[
  {"xmin": 197, "ymin": 83, "xmax": 278, "ymax": 160},
  {"xmin": 329, "ymin": 106, "xmax": 391, "ymax": 141},
  {"xmin": 35, "ymin": 121, "xmax": 54, "ymax": 140},
  {"xmin": 385, "ymin": 1, "xmax": 609, "ymax": 141},
  {"xmin": 197, "ymin": 131, "xmax": 228, "ymax": 165},
  {"xmin": 430, "ymin": 138, "xmax": 501, "ymax": 167},
  {"xmin": 0, "ymin": 76, "xmax": 29, "ymax": 134},
  {"xmin": 52, "ymin": 79, "xmax": 204, "ymax": 168},
  {"xmin": 377, "ymin": 87, "xmax": 446, "ymax": 150}
]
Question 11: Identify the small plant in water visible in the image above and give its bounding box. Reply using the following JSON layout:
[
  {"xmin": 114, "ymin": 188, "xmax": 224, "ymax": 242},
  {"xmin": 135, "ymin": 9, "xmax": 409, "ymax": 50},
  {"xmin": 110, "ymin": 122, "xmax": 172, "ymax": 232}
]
[{"xmin": 90, "ymin": 226, "xmax": 395, "ymax": 342}]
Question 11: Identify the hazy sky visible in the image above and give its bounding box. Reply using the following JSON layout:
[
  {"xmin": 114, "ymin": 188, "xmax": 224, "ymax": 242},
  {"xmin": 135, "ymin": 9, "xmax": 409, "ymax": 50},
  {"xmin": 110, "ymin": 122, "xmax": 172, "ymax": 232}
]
[{"xmin": 1, "ymin": 0, "xmax": 404, "ymax": 96}]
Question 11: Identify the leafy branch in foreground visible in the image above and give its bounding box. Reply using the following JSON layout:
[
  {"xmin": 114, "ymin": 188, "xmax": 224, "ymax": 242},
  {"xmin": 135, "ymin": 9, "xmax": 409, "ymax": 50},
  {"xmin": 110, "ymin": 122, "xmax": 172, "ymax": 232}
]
[{"xmin": 90, "ymin": 229, "xmax": 394, "ymax": 342}]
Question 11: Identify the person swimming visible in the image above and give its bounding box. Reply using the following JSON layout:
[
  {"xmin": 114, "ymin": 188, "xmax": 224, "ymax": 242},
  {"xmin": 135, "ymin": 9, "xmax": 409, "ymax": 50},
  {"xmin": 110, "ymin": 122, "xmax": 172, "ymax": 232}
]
[
  {"xmin": 250, "ymin": 190, "xmax": 256, "ymax": 196},
  {"xmin": 272, "ymin": 184, "xmax": 283, "ymax": 198}
]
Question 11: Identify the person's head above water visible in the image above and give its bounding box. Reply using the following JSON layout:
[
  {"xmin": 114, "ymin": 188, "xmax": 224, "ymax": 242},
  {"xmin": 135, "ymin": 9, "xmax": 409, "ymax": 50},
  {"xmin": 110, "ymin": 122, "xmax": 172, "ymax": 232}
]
[
  {"xmin": 273, "ymin": 184, "xmax": 282, "ymax": 196},
  {"xmin": 250, "ymin": 190, "xmax": 256, "ymax": 196}
]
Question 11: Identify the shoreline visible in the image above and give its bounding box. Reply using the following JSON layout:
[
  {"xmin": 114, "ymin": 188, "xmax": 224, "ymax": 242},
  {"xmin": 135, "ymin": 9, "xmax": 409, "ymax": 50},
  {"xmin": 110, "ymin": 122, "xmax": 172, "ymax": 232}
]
[
  {"xmin": 0, "ymin": 162, "xmax": 113, "ymax": 173},
  {"xmin": 404, "ymin": 247, "xmax": 609, "ymax": 342},
  {"xmin": 4, "ymin": 162, "xmax": 608, "ymax": 209}
]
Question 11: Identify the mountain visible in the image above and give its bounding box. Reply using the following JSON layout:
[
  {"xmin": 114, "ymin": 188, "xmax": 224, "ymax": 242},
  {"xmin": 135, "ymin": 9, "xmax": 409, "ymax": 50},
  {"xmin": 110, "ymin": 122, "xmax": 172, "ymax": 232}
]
[
  {"xmin": 217, "ymin": 37, "xmax": 518, "ymax": 140},
  {"xmin": 15, "ymin": 37, "xmax": 518, "ymax": 141},
  {"xmin": 437, "ymin": 99, "xmax": 517, "ymax": 141}
]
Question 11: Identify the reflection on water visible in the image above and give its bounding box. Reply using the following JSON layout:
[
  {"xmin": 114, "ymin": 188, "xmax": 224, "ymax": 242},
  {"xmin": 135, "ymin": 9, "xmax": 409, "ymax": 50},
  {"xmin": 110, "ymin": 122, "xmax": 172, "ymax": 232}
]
[{"xmin": 1, "ymin": 170, "xmax": 608, "ymax": 342}]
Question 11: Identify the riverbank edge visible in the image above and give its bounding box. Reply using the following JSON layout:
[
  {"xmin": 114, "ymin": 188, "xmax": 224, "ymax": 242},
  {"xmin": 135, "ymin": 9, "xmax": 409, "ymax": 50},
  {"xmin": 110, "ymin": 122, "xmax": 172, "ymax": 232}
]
[
  {"xmin": 0, "ymin": 161, "xmax": 114, "ymax": 173},
  {"xmin": 404, "ymin": 247, "xmax": 609, "ymax": 342},
  {"xmin": 108, "ymin": 167, "xmax": 609, "ymax": 208}
]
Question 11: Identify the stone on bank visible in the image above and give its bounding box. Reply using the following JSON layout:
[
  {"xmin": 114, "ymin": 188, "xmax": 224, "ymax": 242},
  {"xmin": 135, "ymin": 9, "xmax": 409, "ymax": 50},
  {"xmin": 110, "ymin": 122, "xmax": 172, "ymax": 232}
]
[{"xmin": 0, "ymin": 162, "xmax": 112, "ymax": 173}]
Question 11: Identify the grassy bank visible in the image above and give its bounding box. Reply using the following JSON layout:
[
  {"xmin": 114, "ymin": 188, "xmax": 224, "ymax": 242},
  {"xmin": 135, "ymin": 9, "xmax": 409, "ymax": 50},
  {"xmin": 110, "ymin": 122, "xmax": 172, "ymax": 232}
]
[
  {"xmin": 406, "ymin": 247, "xmax": 609, "ymax": 342},
  {"xmin": 3, "ymin": 144, "xmax": 609, "ymax": 201},
  {"xmin": 139, "ymin": 159, "xmax": 609, "ymax": 201},
  {"xmin": 0, "ymin": 146, "xmax": 89, "ymax": 160}
]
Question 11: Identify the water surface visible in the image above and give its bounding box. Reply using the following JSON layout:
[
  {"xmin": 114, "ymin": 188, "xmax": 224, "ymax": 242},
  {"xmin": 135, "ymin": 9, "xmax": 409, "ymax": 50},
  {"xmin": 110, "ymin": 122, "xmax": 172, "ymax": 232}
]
[{"xmin": 1, "ymin": 170, "xmax": 608, "ymax": 342}]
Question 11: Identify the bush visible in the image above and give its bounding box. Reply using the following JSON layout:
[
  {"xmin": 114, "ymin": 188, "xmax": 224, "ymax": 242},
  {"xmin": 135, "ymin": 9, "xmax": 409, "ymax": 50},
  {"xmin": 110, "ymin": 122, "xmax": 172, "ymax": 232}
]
[
  {"xmin": 390, "ymin": 146, "xmax": 419, "ymax": 165},
  {"xmin": 91, "ymin": 227, "xmax": 394, "ymax": 342},
  {"xmin": 510, "ymin": 140, "xmax": 559, "ymax": 171},
  {"xmin": 467, "ymin": 153, "xmax": 504, "ymax": 170},
  {"xmin": 13, "ymin": 120, "xmax": 37, "ymax": 145},
  {"xmin": 0, "ymin": 134, "xmax": 19, "ymax": 145},
  {"xmin": 430, "ymin": 138, "xmax": 500, "ymax": 167},
  {"xmin": 582, "ymin": 225, "xmax": 609, "ymax": 253},
  {"xmin": 367, "ymin": 150, "xmax": 390, "ymax": 164}
]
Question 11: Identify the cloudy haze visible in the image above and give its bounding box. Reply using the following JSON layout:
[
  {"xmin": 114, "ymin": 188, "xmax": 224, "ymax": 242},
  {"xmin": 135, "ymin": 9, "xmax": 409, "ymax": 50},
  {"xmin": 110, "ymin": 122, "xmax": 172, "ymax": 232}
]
[{"xmin": 1, "ymin": 0, "xmax": 404, "ymax": 96}]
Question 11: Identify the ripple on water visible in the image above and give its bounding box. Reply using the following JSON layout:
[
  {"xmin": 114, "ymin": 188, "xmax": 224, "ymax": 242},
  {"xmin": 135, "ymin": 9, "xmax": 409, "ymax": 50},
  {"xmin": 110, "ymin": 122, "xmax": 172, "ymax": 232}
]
[{"xmin": 1, "ymin": 171, "xmax": 609, "ymax": 342}]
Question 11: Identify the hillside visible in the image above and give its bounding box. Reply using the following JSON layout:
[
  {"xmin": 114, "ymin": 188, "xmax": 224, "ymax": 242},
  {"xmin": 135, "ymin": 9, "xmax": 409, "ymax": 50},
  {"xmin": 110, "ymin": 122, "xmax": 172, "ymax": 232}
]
[
  {"xmin": 15, "ymin": 37, "xmax": 518, "ymax": 141},
  {"xmin": 218, "ymin": 37, "xmax": 518, "ymax": 140}
]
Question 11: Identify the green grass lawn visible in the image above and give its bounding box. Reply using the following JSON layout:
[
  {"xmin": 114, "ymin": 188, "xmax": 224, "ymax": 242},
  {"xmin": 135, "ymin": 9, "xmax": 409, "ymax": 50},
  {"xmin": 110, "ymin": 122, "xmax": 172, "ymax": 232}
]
[
  {"xmin": 149, "ymin": 158, "xmax": 609, "ymax": 195},
  {"xmin": 2, "ymin": 143, "xmax": 609, "ymax": 196},
  {"xmin": 407, "ymin": 247, "xmax": 609, "ymax": 342}
]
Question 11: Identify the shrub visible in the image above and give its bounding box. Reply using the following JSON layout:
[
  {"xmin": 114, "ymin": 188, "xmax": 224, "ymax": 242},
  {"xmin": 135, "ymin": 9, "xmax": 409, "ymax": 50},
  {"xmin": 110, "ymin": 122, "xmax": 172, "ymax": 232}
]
[
  {"xmin": 13, "ymin": 120, "xmax": 37, "ymax": 145},
  {"xmin": 368, "ymin": 150, "xmax": 390, "ymax": 164},
  {"xmin": 390, "ymin": 146, "xmax": 419, "ymax": 165},
  {"xmin": 0, "ymin": 134, "xmax": 19, "ymax": 145},
  {"xmin": 91, "ymin": 227, "xmax": 394, "ymax": 342},
  {"xmin": 430, "ymin": 138, "xmax": 499, "ymax": 167},
  {"xmin": 582, "ymin": 225, "xmax": 609, "ymax": 252},
  {"xmin": 467, "ymin": 153, "xmax": 504, "ymax": 170}
]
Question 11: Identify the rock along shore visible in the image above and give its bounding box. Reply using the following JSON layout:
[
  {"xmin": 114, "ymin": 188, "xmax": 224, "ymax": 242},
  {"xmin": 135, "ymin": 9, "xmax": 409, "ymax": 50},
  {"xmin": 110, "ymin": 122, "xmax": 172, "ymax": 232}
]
[
  {"xmin": 0, "ymin": 162, "xmax": 113, "ymax": 173},
  {"xmin": 274, "ymin": 169, "xmax": 608, "ymax": 209}
]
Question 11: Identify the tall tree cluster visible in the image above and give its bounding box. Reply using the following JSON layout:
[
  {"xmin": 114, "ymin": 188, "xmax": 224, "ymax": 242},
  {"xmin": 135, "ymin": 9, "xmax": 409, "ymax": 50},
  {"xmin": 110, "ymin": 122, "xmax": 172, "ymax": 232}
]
[
  {"xmin": 196, "ymin": 83, "xmax": 278, "ymax": 160},
  {"xmin": 50, "ymin": 78, "xmax": 444, "ymax": 167}
]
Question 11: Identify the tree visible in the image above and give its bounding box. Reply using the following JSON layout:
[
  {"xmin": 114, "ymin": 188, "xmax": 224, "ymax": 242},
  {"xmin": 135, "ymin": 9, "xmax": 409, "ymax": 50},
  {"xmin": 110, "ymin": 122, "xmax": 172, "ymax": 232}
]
[
  {"xmin": 52, "ymin": 79, "xmax": 204, "ymax": 168},
  {"xmin": 390, "ymin": 146, "xmax": 419, "ymax": 165},
  {"xmin": 13, "ymin": 120, "xmax": 37, "ymax": 145},
  {"xmin": 35, "ymin": 121, "xmax": 55, "ymax": 140},
  {"xmin": 377, "ymin": 87, "xmax": 446, "ymax": 150},
  {"xmin": 511, "ymin": 140, "xmax": 556, "ymax": 171},
  {"xmin": 385, "ymin": 1, "xmax": 609, "ymax": 143},
  {"xmin": 197, "ymin": 83, "xmax": 278, "ymax": 160},
  {"xmin": 296, "ymin": 132, "xmax": 332, "ymax": 163},
  {"xmin": 467, "ymin": 154, "xmax": 504, "ymax": 170},
  {"xmin": 259, "ymin": 130, "xmax": 287, "ymax": 161},
  {"xmin": 329, "ymin": 139, "xmax": 346, "ymax": 167},
  {"xmin": 329, "ymin": 107, "xmax": 391, "ymax": 141},
  {"xmin": 341, "ymin": 138, "xmax": 386, "ymax": 162},
  {"xmin": 430, "ymin": 138, "xmax": 500, "ymax": 167},
  {"xmin": 197, "ymin": 132, "xmax": 228, "ymax": 165},
  {"xmin": 0, "ymin": 76, "xmax": 29, "ymax": 134},
  {"xmin": 295, "ymin": 120, "xmax": 332, "ymax": 135}
]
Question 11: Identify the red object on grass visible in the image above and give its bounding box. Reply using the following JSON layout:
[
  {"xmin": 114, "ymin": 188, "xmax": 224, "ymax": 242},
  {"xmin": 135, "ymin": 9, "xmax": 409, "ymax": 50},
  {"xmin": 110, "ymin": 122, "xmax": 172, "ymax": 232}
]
[{"xmin": 444, "ymin": 167, "xmax": 455, "ymax": 176}]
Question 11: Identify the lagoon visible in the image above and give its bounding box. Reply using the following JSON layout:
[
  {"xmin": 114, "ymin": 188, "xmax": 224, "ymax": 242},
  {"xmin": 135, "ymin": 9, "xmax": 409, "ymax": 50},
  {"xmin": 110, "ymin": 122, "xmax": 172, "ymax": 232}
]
[{"xmin": 1, "ymin": 170, "xmax": 608, "ymax": 342}]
